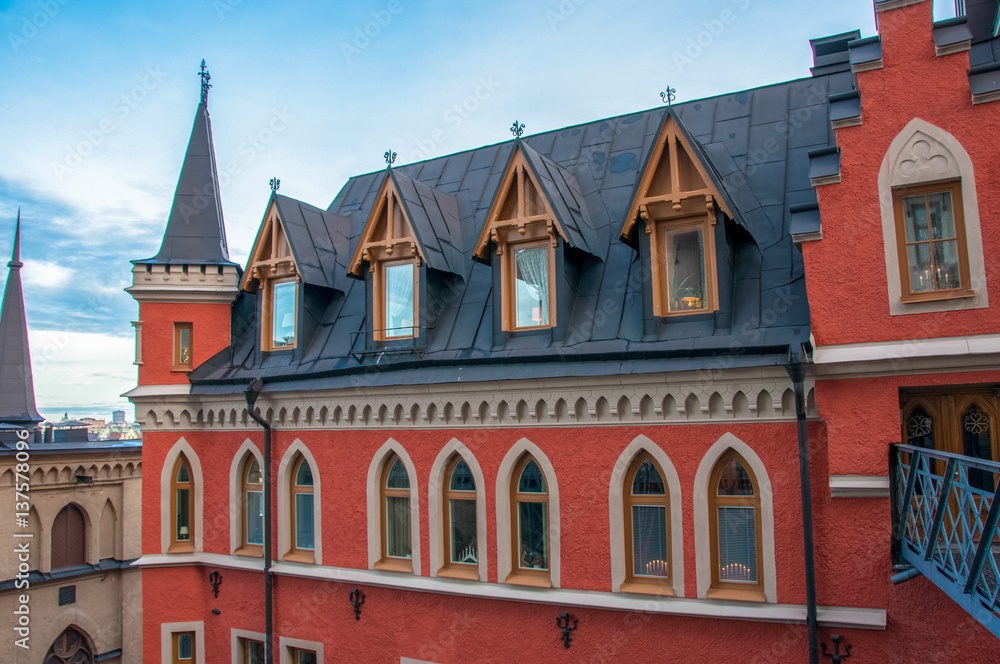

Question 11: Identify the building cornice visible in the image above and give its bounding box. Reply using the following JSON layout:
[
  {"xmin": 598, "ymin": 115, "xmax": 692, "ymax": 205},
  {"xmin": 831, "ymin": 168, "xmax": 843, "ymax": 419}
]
[
  {"xmin": 126, "ymin": 263, "xmax": 240, "ymax": 304},
  {"xmin": 812, "ymin": 332, "xmax": 1000, "ymax": 379}
]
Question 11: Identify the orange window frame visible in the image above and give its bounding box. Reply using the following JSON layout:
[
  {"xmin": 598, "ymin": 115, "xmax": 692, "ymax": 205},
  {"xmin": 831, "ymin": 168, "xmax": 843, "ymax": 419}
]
[
  {"xmin": 439, "ymin": 455, "xmax": 479, "ymax": 580},
  {"xmin": 169, "ymin": 455, "xmax": 194, "ymax": 553},
  {"xmin": 707, "ymin": 449, "xmax": 764, "ymax": 602},
  {"xmin": 621, "ymin": 452, "xmax": 672, "ymax": 595}
]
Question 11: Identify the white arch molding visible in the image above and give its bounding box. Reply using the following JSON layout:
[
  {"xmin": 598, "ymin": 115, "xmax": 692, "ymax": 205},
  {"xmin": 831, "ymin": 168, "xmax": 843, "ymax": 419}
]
[
  {"xmin": 229, "ymin": 439, "xmax": 264, "ymax": 555},
  {"xmin": 159, "ymin": 438, "xmax": 205, "ymax": 553},
  {"xmin": 366, "ymin": 439, "xmax": 422, "ymax": 575},
  {"xmin": 427, "ymin": 438, "xmax": 489, "ymax": 582},
  {"xmin": 277, "ymin": 439, "xmax": 323, "ymax": 565},
  {"xmin": 608, "ymin": 435, "xmax": 684, "ymax": 596},
  {"xmin": 692, "ymin": 432, "xmax": 776, "ymax": 602}
]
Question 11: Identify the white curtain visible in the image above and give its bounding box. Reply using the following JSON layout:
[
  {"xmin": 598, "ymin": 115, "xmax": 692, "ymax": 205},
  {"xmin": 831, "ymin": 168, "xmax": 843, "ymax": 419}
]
[
  {"xmin": 387, "ymin": 266, "xmax": 414, "ymax": 319},
  {"xmin": 515, "ymin": 248, "xmax": 549, "ymax": 325}
]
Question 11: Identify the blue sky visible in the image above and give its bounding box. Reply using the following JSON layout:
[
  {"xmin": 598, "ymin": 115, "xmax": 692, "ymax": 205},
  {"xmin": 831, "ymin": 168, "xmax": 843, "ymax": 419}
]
[{"xmin": 0, "ymin": 0, "xmax": 902, "ymax": 421}]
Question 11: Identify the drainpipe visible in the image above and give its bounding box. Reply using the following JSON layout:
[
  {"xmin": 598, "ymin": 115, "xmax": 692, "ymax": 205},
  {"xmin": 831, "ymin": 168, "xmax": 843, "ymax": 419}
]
[
  {"xmin": 245, "ymin": 378, "xmax": 273, "ymax": 664},
  {"xmin": 786, "ymin": 358, "xmax": 818, "ymax": 664}
]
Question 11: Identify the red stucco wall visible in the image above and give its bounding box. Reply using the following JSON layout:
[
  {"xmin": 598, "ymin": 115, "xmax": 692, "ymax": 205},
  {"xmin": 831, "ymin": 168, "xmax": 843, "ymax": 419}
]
[{"xmin": 137, "ymin": 301, "xmax": 232, "ymax": 386}]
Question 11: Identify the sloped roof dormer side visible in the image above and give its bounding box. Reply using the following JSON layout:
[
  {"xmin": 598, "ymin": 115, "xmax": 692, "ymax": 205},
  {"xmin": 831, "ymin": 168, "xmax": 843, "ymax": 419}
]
[{"xmin": 241, "ymin": 197, "xmax": 301, "ymax": 293}]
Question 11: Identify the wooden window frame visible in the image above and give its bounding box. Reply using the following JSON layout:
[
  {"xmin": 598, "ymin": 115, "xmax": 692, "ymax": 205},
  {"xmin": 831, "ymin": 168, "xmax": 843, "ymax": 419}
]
[
  {"xmin": 506, "ymin": 454, "xmax": 551, "ymax": 588},
  {"xmin": 289, "ymin": 648, "xmax": 317, "ymax": 664},
  {"xmin": 172, "ymin": 322, "xmax": 193, "ymax": 371},
  {"xmin": 172, "ymin": 631, "xmax": 196, "ymax": 664},
  {"xmin": 239, "ymin": 637, "xmax": 264, "ymax": 664},
  {"xmin": 284, "ymin": 456, "xmax": 315, "ymax": 564},
  {"xmin": 375, "ymin": 453, "xmax": 413, "ymax": 572},
  {"xmin": 236, "ymin": 456, "xmax": 263, "ymax": 557},
  {"xmin": 169, "ymin": 455, "xmax": 195, "ymax": 553},
  {"xmin": 264, "ymin": 278, "xmax": 298, "ymax": 351},
  {"xmin": 621, "ymin": 453, "xmax": 673, "ymax": 595},
  {"xmin": 707, "ymin": 450, "xmax": 764, "ymax": 602},
  {"xmin": 438, "ymin": 455, "xmax": 479, "ymax": 580},
  {"xmin": 374, "ymin": 258, "xmax": 419, "ymax": 341},
  {"xmin": 501, "ymin": 234, "xmax": 557, "ymax": 332},
  {"xmin": 892, "ymin": 180, "xmax": 973, "ymax": 303},
  {"xmin": 648, "ymin": 214, "xmax": 719, "ymax": 317}
]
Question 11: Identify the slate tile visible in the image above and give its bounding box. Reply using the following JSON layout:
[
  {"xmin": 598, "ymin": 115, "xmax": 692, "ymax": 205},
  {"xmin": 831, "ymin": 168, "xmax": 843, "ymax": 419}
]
[
  {"xmin": 676, "ymin": 99, "xmax": 717, "ymax": 137},
  {"xmin": 714, "ymin": 90, "xmax": 752, "ymax": 121},
  {"xmin": 601, "ymin": 150, "xmax": 642, "ymax": 190},
  {"xmin": 711, "ymin": 117, "xmax": 750, "ymax": 158},
  {"xmin": 439, "ymin": 151, "xmax": 473, "ymax": 186},
  {"xmin": 747, "ymin": 121, "xmax": 788, "ymax": 164},
  {"xmin": 526, "ymin": 132, "xmax": 555, "ymax": 157},
  {"xmin": 608, "ymin": 113, "xmax": 648, "ymax": 152},
  {"xmin": 787, "ymin": 105, "xmax": 831, "ymax": 148},
  {"xmin": 746, "ymin": 161, "xmax": 788, "ymax": 207},
  {"xmin": 415, "ymin": 157, "xmax": 445, "ymax": 183},
  {"xmin": 749, "ymin": 84, "xmax": 789, "ymax": 125},
  {"xmin": 550, "ymin": 126, "xmax": 585, "ymax": 163},
  {"xmin": 789, "ymin": 77, "xmax": 829, "ymax": 109}
]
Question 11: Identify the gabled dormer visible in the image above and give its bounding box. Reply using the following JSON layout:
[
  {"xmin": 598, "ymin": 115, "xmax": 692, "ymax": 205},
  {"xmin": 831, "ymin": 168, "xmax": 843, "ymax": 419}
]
[
  {"xmin": 622, "ymin": 111, "xmax": 735, "ymax": 320},
  {"xmin": 476, "ymin": 141, "xmax": 598, "ymax": 342},
  {"xmin": 242, "ymin": 198, "xmax": 301, "ymax": 351},
  {"xmin": 349, "ymin": 168, "xmax": 463, "ymax": 347}
]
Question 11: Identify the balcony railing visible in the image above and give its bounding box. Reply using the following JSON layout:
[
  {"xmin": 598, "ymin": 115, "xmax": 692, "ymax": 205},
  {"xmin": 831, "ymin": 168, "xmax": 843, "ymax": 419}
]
[{"xmin": 891, "ymin": 444, "xmax": 1000, "ymax": 639}]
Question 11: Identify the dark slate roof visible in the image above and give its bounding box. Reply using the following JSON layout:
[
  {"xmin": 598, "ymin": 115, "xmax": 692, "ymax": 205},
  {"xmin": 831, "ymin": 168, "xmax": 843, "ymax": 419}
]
[
  {"xmin": 384, "ymin": 168, "xmax": 464, "ymax": 276},
  {"xmin": 271, "ymin": 194, "xmax": 352, "ymax": 292},
  {"xmin": 0, "ymin": 217, "xmax": 42, "ymax": 425},
  {"xmin": 137, "ymin": 102, "xmax": 237, "ymax": 266},
  {"xmin": 188, "ymin": 68, "xmax": 858, "ymax": 393}
]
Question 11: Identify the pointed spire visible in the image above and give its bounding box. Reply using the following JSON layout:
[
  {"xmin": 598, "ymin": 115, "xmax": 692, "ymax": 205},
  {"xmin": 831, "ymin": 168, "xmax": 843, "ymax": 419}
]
[
  {"xmin": 140, "ymin": 62, "xmax": 234, "ymax": 266},
  {"xmin": 0, "ymin": 216, "xmax": 43, "ymax": 425}
]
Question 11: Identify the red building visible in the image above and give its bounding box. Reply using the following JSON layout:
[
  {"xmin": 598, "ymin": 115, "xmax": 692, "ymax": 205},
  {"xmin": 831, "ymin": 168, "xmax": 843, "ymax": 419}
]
[{"xmin": 130, "ymin": 2, "xmax": 1000, "ymax": 662}]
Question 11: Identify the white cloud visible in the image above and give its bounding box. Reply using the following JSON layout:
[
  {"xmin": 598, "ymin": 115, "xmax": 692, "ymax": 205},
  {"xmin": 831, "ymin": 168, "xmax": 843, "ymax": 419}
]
[{"xmin": 21, "ymin": 260, "xmax": 75, "ymax": 289}]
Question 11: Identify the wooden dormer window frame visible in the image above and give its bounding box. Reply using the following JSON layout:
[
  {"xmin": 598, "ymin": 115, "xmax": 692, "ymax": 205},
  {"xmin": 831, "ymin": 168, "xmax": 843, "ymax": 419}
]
[
  {"xmin": 623, "ymin": 116, "xmax": 728, "ymax": 317},
  {"xmin": 242, "ymin": 206, "xmax": 300, "ymax": 351},
  {"xmin": 348, "ymin": 175, "xmax": 423, "ymax": 341},
  {"xmin": 475, "ymin": 149, "xmax": 565, "ymax": 332}
]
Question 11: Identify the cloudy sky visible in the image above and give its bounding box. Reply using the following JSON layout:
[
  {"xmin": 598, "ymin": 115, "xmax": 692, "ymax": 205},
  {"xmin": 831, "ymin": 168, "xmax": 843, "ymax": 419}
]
[{"xmin": 2, "ymin": 0, "xmax": 939, "ymax": 421}]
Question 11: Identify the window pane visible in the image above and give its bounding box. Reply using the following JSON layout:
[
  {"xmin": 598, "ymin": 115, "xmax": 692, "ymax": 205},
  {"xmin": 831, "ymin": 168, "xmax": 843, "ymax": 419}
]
[
  {"xmin": 718, "ymin": 506, "xmax": 757, "ymax": 583},
  {"xmin": 385, "ymin": 264, "xmax": 415, "ymax": 338},
  {"xmin": 631, "ymin": 459, "xmax": 665, "ymax": 495},
  {"xmin": 517, "ymin": 501, "xmax": 548, "ymax": 570},
  {"xmin": 932, "ymin": 240, "xmax": 960, "ymax": 289},
  {"xmin": 246, "ymin": 490, "xmax": 263, "ymax": 546},
  {"xmin": 295, "ymin": 460, "xmax": 313, "ymax": 487},
  {"xmin": 247, "ymin": 459, "xmax": 262, "ymax": 484},
  {"xmin": 903, "ymin": 195, "xmax": 929, "ymax": 242},
  {"xmin": 927, "ymin": 191, "xmax": 955, "ymax": 240},
  {"xmin": 517, "ymin": 460, "xmax": 545, "ymax": 493},
  {"xmin": 178, "ymin": 327, "xmax": 191, "ymax": 365},
  {"xmin": 272, "ymin": 282, "xmax": 296, "ymax": 348},
  {"xmin": 964, "ymin": 405, "xmax": 995, "ymax": 492},
  {"xmin": 717, "ymin": 458, "xmax": 754, "ymax": 496},
  {"xmin": 248, "ymin": 641, "xmax": 265, "ymax": 664},
  {"xmin": 176, "ymin": 489, "xmax": 190, "ymax": 541},
  {"xmin": 514, "ymin": 246, "xmax": 549, "ymax": 327},
  {"xmin": 449, "ymin": 459, "xmax": 475, "ymax": 491},
  {"xmin": 294, "ymin": 493, "xmax": 314, "ymax": 550},
  {"xmin": 632, "ymin": 505, "xmax": 668, "ymax": 577},
  {"xmin": 177, "ymin": 633, "xmax": 193, "ymax": 659},
  {"xmin": 177, "ymin": 462, "xmax": 190, "ymax": 483},
  {"xmin": 907, "ymin": 243, "xmax": 934, "ymax": 292},
  {"xmin": 906, "ymin": 408, "xmax": 934, "ymax": 449},
  {"xmin": 665, "ymin": 226, "xmax": 706, "ymax": 312},
  {"xmin": 386, "ymin": 458, "xmax": 409, "ymax": 489},
  {"xmin": 449, "ymin": 498, "xmax": 477, "ymax": 564},
  {"xmin": 295, "ymin": 650, "xmax": 317, "ymax": 664},
  {"xmin": 386, "ymin": 496, "xmax": 411, "ymax": 558}
]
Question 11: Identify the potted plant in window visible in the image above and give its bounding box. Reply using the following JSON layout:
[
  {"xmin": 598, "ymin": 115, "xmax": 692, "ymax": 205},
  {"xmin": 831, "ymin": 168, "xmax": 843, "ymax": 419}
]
[{"xmin": 669, "ymin": 274, "xmax": 703, "ymax": 311}]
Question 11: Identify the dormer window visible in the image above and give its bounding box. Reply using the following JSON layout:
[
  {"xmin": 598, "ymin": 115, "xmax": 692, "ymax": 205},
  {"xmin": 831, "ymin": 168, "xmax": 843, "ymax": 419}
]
[
  {"xmin": 243, "ymin": 205, "xmax": 300, "ymax": 351},
  {"xmin": 623, "ymin": 114, "xmax": 728, "ymax": 317},
  {"xmin": 383, "ymin": 262, "xmax": 416, "ymax": 338}
]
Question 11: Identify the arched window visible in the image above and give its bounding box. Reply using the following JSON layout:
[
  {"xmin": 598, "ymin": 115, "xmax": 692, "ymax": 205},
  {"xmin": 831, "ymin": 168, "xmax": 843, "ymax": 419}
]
[
  {"xmin": 440, "ymin": 456, "xmax": 478, "ymax": 579},
  {"xmin": 510, "ymin": 454, "xmax": 550, "ymax": 586},
  {"xmin": 240, "ymin": 456, "xmax": 263, "ymax": 555},
  {"xmin": 963, "ymin": 402, "xmax": 995, "ymax": 492},
  {"xmin": 622, "ymin": 453, "xmax": 671, "ymax": 593},
  {"xmin": 708, "ymin": 450, "xmax": 763, "ymax": 600},
  {"xmin": 379, "ymin": 454, "xmax": 412, "ymax": 571},
  {"xmin": 51, "ymin": 504, "xmax": 86, "ymax": 569},
  {"xmin": 287, "ymin": 456, "xmax": 314, "ymax": 562},
  {"xmin": 170, "ymin": 455, "xmax": 194, "ymax": 552},
  {"xmin": 44, "ymin": 626, "xmax": 93, "ymax": 664}
]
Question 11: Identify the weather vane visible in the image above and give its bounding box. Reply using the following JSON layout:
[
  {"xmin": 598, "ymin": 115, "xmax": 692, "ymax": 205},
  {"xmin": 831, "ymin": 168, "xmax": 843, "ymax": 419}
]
[
  {"xmin": 199, "ymin": 60, "xmax": 212, "ymax": 106},
  {"xmin": 660, "ymin": 86, "xmax": 676, "ymax": 105},
  {"xmin": 269, "ymin": 177, "xmax": 280, "ymax": 193},
  {"xmin": 384, "ymin": 149, "xmax": 397, "ymax": 167},
  {"xmin": 510, "ymin": 120, "xmax": 525, "ymax": 138}
]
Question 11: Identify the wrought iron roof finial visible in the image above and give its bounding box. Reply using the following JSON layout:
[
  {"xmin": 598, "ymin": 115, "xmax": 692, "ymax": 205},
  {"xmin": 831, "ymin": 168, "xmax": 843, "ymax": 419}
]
[
  {"xmin": 199, "ymin": 60, "xmax": 212, "ymax": 106},
  {"xmin": 269, "ymin": 177, "xmax": 280, "ymax": 193},
  {"xmin": 384, "ymin": 150, "xmax": 397, "ymax": 168},
  {"xmin": 660, "ymin": 86, "xmax": 676, "ymax": 105},
  {"xmin": 510, "ymin": 120, "xmax": 525, "ymax": 138}
]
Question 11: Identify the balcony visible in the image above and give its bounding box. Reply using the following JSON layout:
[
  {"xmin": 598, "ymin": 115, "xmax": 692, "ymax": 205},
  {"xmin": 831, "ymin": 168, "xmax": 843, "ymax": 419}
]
[{"xmin": 891, "ymin": 444, "xmax": 1000, "ymax": 638}]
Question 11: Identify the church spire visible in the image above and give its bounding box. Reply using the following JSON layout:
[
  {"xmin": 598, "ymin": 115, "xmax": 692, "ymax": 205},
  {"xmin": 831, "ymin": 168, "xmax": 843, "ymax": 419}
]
[
  {"xmin": 0, "ymin": 212, "xmax": 43, "ymax": 425},
  {"xmin": 139, "ymin": 59, "xmax": 234, "ymax": 266}
]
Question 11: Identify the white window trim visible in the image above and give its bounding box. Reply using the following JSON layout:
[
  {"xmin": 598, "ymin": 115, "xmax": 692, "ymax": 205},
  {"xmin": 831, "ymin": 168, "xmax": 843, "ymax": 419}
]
[
  {"xmin": 366, "ymin": 439, "xmax": 422, "ymax": 574},
  {"xmin": 878, "ymin": 117, "xmax": 988, "ymax": 315},
  {"xmin": 278, "ymin": 636, "xmax": 324, "ymax": 664},
  {"xmin": 161, "ymin": 621, "xmax": 205, "ymax": 664},
  {"xmin": 427, "ymin": 438, "xmax": 489, "ymax": 582},
  {"xmin": 692, "ymin": 432, "xmax": 776, "ymax": 602},
  {"xmin": 277, "ymin": 440, "xmax": 323, "ymax": 565},
  {"xmin": 160, "ymin": 438, "xmax": 204, "ymax": 553},
  {"xmin": 495, "ymin": 438, "xmax": 560, "ymax": 587},
  {"xmin": 231, "ymin": 628, "xmax": 266, "ymax": 664},
  {"xmin": 608, "ymin": 435, "xmax": 684, "ymax": 596},
  {"xmin": 230, "ymin": 439, "xmax": 264, "ymax": 554}
]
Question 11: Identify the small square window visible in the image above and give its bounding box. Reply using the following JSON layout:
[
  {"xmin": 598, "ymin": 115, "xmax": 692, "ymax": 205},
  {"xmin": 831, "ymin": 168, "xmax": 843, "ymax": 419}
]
[
  {"xmin": 172, "ymin": 631, "xmax": 196, "ymax": 663},
  {"xmin": 173, "ymin": 323, "xmax": 193, "ymax": 370}
]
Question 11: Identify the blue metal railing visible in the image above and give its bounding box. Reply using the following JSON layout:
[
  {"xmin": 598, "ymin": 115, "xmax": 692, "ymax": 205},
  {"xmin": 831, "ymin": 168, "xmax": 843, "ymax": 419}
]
[{"xmin": 891, "ymin": 444, "xmax": 1000, "ymax": 639}]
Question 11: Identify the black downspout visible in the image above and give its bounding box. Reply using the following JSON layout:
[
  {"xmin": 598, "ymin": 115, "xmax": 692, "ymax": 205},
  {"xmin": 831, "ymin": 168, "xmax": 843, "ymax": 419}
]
[
  {"xmin": 245, "ymin": 379, "xmax": 273, "ymax": 664},
  {"xmin": 786, "ymin": 360, "xmax": 819, "ymax": 664}
]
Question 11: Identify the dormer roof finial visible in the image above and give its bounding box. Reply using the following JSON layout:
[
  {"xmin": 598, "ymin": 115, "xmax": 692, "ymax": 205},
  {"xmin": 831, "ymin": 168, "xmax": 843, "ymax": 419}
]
[{"xmin": 199, "ymin": 59, "xmax": 212, "ymax": 106}]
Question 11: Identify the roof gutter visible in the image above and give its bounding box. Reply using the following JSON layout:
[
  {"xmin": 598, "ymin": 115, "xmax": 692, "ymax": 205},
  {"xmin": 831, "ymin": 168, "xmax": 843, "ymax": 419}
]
[{"xmin": 244, "ymin": 378, "xmax": 273, "ymax": 664}]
